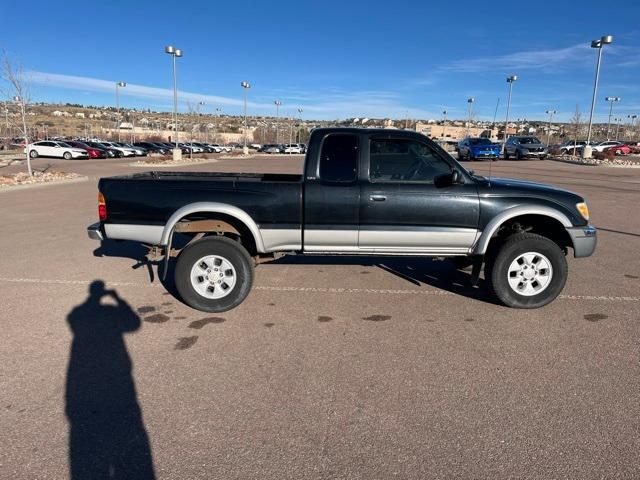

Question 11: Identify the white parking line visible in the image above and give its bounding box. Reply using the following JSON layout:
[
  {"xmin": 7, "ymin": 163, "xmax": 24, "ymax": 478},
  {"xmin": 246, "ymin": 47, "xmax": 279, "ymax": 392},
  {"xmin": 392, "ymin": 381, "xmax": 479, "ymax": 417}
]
[{"xmin": 0, "ymin": 277, "xmax": 638, "ymax": 302}]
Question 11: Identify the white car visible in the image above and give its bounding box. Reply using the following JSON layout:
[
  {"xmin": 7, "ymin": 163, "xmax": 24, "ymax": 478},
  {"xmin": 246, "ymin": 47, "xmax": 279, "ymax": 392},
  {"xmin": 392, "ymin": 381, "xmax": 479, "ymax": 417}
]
[
  {"xmin": 283, "ymin": 143, "xmax": 302, "ymax": 154},
  {"xmin": 25, "ymin": 141, "xmax": 89, "ymax": 159},
  {"xmin": 207, "ymin": 143, "xmax": 232, "ymax": 153},
  {"xmin": 101, "ymin": 141, "xmax": 137, "ymax": 157},
  {"xmin": 116, "ymin": 142, "xmax": 147, "ymax": 156},
  {"xmin": 184, "ymin": 143, "xmax": 204, "ymax": 153},
  {"xmin": 591, "ymin": 141, "xmax": 625, "ymax": 153}
]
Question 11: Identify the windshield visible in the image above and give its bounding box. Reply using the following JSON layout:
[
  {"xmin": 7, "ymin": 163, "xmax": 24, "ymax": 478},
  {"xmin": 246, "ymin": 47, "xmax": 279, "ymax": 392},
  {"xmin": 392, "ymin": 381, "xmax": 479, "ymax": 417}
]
[
  {"xmin": 519, "ymin": 137, "xmax": 541, "ymax": 144},
  {"xmin": 469, "ymin": 138, "xmax": 492, "ymax": 146}
]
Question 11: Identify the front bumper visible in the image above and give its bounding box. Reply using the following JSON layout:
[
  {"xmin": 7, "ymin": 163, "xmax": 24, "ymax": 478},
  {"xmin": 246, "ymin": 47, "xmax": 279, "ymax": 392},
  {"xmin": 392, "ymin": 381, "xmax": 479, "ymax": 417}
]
[
  {"xmin": 567, "ymin": 225, "xmax": 597, "ymax": 258},
  {"xmin": 87, "ymin": 222, "xmax": 104, "ymax": 241}
]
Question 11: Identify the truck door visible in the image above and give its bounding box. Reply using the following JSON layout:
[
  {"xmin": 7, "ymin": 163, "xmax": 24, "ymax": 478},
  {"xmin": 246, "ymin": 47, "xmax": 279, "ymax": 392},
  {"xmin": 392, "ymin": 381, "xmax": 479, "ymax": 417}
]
[
  {"xmin": 358, "ymin": 134, "xmax": 480, "ymax": 253},
  {"xmin": 303, "ymin": 132, "xmax": 361, "ymax": 252}
]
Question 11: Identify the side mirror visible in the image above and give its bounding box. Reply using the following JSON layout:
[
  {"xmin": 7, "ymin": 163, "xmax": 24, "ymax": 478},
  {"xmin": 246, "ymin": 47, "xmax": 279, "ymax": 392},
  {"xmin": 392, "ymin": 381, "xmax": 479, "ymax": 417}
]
[{"xmin": 434, "ymin": 170, "xmax": 463, "ymax": 188}]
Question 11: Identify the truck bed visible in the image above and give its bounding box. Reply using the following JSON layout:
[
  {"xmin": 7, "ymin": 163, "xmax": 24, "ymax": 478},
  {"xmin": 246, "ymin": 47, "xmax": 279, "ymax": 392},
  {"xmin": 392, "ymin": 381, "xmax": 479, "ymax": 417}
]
[
  {"xmin": 99, "ymin": 171, "xmax": 303, "ymax": 227},
  {"xmin": 109, "ymin": 171, "xmax": 303, "ymax": 183}
]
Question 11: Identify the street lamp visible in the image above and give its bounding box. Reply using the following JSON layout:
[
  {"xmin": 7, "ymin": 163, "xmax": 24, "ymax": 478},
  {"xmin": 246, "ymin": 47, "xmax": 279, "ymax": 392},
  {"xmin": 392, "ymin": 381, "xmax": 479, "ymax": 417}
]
[
  {"xmin": 241, "ymin": 81, "xmax": 250, "ymax": 153},
  {"xmin": 274, "ymin": 100, "xmax": 282, "ymax": 144},
  {"xmin": 628, "ymin": 114, "xmax": 638, "ymax": 141},
  {"xmin": 115, "ymin": 81, "xmax": 126, "ymax": 141},
  {"xmin": 504, "ymin": 75, "xmax": 518, "ymax": 149},
  {"xmin": 605, "ymin": 96, "xmax": 620, "ymax": 140},
  {"xmin": 297, "ymin": 107, "xmax": 303, "ymax": 143},
  {"xmin": 584, "ymin": 35, "xmax": 613, "ymax": 158},
  {"xmin": 614, "ymin": 117, "xmax": 623, "ymax": 141},
  {"xmin": 442, "ymin": 109, "xmax": 447, "ymax": 138},
  {"xmin": 466, "ymin": 98, "xmax": 474, "ymax": 136},
  {"xmin": 164, "ymin": 45, "xmax": 183, "ymax": 157},
  {"xmin": 545, "ymin": 109, "xmax": 557, "ymax": 147}
]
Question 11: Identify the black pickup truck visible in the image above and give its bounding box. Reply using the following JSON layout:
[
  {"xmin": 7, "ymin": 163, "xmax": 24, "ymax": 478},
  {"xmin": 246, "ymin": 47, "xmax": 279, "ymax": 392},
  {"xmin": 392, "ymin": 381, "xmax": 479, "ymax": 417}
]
[{"xmin": 88, "ymin": 128, "xmax": 596, "ymax": 312}]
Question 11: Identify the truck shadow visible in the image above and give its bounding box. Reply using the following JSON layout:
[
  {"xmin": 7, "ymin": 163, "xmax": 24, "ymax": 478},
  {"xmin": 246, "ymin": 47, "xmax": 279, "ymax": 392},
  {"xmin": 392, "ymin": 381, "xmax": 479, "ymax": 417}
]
[
  {"xmin": 65, "ymin": 280, "xmax": 156, "ymax": 479},
  {"xmin": 93, "ymin": 240, "xmax": 156, "ymax": 282},
  {"xmin": 269, "ymin": 255, "xmax": 501, "ymax": 306}
]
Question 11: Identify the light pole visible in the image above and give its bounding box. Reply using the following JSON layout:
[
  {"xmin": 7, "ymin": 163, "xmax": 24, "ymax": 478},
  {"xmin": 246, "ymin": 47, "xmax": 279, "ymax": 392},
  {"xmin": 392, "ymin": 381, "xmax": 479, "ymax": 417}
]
[
  {"xmin": 628, "ymin": 114, "xmax": 638, "ymax": 140},
  {"xmin": 115, "ymin": 81, "xmax": 126, "ymax": 141},
  {"xmin": 164, "ymin": 45, "xmax": 183, "ymax": 158},
  {"xmin": 584, "ymin": 35, "xmax": 613, "ymax": 158},
  {"xmin": 241, "ymin": 81, "xmax": 250, "ymax": 153},
  {"xmin": 545, "ymin": 109, "xmax": 557, "ymax": 147},
  {"xmin": 504, "ymin": 75, "xmax": 517, "ymax": 149},
  {"xmin": 297, "ymin": 107, "xmax": 303, "ymax": 143},
  {"xmin": 466, "ymin": 98, "xmax": 474, "ymax": 136},
  {"xmin": 214, "ymin": 107, "xmax": 221, "ymax": 143},
  {"xmin": 274, "ymin": 100, "xmax": 282, "ymax": 144},
  {"xmin": 441, "ymin": 109, "xmax": 447, "ymax": 138},
  {"xmin": 605, "ymin": 96, "xmax": 620, "ymax": 140},
  {"xmin": 614, "ymin": 117, "xmax": 622, "ymax": 141}
]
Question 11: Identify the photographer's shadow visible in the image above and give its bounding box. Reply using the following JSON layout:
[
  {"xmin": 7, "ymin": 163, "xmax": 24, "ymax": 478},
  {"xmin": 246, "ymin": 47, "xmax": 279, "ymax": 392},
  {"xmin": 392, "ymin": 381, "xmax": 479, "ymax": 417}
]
[{"xmin": 65, "ymin": 281, "xmax": 155, "ymax": 479}]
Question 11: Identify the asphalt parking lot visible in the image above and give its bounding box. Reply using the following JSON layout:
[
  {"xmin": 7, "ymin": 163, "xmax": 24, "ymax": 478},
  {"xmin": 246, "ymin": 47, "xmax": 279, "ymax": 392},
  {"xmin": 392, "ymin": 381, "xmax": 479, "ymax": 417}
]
[{"xmin": 1, "ymin": 154, "xmax": 639, "ymax": 479}]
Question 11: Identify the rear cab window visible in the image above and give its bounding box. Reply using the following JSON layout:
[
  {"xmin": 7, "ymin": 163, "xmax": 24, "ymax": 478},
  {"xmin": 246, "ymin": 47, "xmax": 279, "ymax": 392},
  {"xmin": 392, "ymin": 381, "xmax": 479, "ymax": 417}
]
[{"xmin": 318, "ymin": 134, "xmax": 359, "ymax": 182}]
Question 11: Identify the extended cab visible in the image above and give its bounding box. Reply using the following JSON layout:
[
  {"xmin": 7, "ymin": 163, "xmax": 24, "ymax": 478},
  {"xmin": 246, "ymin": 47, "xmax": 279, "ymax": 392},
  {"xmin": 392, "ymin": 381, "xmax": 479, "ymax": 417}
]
[{"xmin": 88, "ymin": 128, "xmax": 596, "ymax": 312}]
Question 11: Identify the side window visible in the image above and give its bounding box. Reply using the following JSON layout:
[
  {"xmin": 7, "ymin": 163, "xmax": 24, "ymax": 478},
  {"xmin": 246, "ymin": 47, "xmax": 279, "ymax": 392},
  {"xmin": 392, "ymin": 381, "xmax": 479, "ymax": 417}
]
[
  {"xmin": 369, "ymin": 138, "xmax": 452, "ymax": 183},
  {"xmin": 319, "ymin": 134, "xmax": 358, "ymax": 182}
]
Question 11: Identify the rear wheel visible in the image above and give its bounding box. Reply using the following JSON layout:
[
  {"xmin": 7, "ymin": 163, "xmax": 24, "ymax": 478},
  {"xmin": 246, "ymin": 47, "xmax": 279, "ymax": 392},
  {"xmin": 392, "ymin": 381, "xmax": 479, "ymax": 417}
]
[
  {"xmin": 29, "ymin": 150, "xmax": 38, "ymax": 158},
  {"xmin": 487, "ymin": 232, "xmax": 567, "ymax": 308},
  {"xmin": 175, "ymin": 236, "xmax": 254, "ymax": 312}
]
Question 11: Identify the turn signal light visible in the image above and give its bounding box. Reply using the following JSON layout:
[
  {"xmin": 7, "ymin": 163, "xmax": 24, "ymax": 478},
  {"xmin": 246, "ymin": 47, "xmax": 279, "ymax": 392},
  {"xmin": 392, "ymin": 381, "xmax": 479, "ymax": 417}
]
[
  {"xmin": 98, "ymin": 192, "xmax": 107, "ymax": 221},
  {"xmin": 576, "ymin": 202, "xmax": 589, "ymax": 221}
]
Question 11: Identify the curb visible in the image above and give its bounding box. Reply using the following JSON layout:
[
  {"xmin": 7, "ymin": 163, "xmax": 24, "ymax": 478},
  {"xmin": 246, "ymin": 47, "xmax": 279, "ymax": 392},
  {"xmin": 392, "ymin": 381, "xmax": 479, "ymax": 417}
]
[
  {"xmin": 0, "ymin": 175, "xmax": 89, "ymax": 193},
  {"xmin": 127, "ymin": 158, "xmax": 219, "ymax": 168},
  {"xmin": 548, "ymin": 156, "xmax": 640, "ymax": 168}
]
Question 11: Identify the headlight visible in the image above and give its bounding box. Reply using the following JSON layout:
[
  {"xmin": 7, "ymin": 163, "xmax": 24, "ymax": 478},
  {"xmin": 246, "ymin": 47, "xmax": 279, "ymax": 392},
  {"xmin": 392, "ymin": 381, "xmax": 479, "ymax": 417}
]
[{"xmin": 576, "ymin": 202, "xmax": 589, "ymax": 221}]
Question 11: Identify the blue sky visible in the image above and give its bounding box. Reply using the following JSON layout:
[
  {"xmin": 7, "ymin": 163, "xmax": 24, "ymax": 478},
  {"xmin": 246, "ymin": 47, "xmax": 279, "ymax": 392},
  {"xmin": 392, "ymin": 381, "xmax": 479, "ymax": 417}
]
[{"xmin": 2, "ymin": 0, "xmax": 639, "ymax": 122}]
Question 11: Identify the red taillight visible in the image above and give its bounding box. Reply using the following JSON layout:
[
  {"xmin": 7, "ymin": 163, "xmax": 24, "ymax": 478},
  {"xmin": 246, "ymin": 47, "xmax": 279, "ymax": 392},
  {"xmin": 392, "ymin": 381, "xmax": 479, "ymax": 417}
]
[{"xmin": 98, "ymin": 192, "xmax": 107, "ymax": 221}]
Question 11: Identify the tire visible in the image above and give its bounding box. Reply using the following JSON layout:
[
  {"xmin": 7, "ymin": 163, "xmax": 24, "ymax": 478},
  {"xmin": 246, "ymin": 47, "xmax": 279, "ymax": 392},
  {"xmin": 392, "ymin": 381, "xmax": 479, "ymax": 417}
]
[
  {"xmin": 174, "ymin": 236, "xmax": 254, "ymax": 312},
  {"xmin": 29, "ymin": 150, "xmax": 38, "ymax": 158},
  {"xmin": 63, "ymin": 152, "xmax": 72, "ymax": 160},
  {"xmin": 487, "ymin": 232, "xmax": 567, "ymax": 309},
  {"xmin": 504, "ymin": 149, "xmax": 509, "ymax": 160},
  {"xmin": 515, "ymin": 150, "xmax": 522, "ymax": 160},
  {"xmin": 540, "ymin": 155, "xmax": 547, "ymax": 160}
]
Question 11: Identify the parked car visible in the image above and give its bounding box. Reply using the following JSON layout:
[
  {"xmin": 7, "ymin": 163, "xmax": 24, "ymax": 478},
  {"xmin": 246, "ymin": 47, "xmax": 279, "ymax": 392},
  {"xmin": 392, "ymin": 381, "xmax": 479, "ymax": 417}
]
[
  {"xmin": 85, "ymin": 141, "xmax": 123, "ymax": 158},
  {"xmin": 100, "ymin": 141, "xmax": 137, "ymax": 157},
  {"xmin": 183, "ymin": 143, "xmax": 204, "ymax": 153},
  {"xmin": 283, "ymin": 143, "xmax": 303, "ymax": 154},
  {"xmin": 65, "ymin": 141, "xmax": 107, "ymax": 159},
  {"xmin": 25, "ymin": 141, "xmax": 89, "ymax": 160},
  {"xmin": 603, "ymin": 144, "xmax": 631, "ymax": 155},
  {"xmin": 504, "ymin": 136, "xmax": 548, "ymax": 160},
  {"xmin": 263, "ymin": 144, "xmax": 284, "ymax": 154},
  {"xmin": 592, "ymin": 141, "xmax": 628, "ymax": 153},
  {"xmin": 457, "ymin": 137, "xmax": 501, "ymax": 161},
  {"xmin": 133, "ymin": 142, "xmax": 168, "ymax": 155},
  {"xmin": 116, "ymin": 142, "xmax": 148, "ymax": 156},
  {"xmin": 88, "ymin": 127, "xmax": 596, "ymax": 312}
]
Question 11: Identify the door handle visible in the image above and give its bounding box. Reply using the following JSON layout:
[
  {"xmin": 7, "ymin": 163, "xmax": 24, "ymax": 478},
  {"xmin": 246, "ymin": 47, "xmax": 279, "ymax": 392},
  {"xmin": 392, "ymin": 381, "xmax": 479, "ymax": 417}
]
[{"xmin": 369, "ymin": 195, "xmax": 386, "ymax": 202}]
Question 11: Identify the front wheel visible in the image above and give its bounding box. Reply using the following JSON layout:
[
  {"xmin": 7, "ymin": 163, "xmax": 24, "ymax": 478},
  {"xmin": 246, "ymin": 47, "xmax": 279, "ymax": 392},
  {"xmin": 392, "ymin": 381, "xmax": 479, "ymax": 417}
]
[
  {"xmin": 487, "ymin": 232, "xmax": 567, "ymax": 308},
  {"xmin": 63, "ymin": 152, "xmax": 72, "ymax": 160},
  {"xmin": 29, "ymin": 150, "xmax": 39, "ymax": 158},
  {"xmin": 503, "ymin": 150, "xmax": 509, "ymax": 160},
  {"xmin": 174, "ymin": 236, "xmax": 254, "ymax": 312}
]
